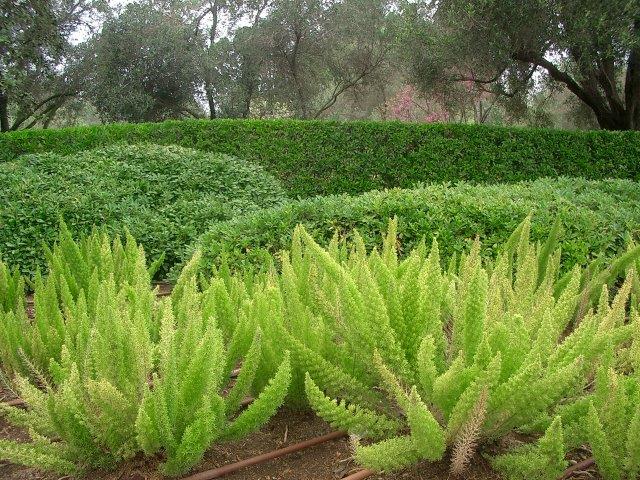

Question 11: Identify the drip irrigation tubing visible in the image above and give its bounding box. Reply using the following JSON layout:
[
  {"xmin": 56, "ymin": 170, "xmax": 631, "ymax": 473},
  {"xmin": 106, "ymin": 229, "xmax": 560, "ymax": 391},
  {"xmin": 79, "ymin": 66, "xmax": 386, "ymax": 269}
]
[
  {"xmin": 341, "ymin": 469, "xmax": 376, "ymax": 480},
  {"xmin": 181, "ymin": 430, "xmax": 348, "ymax": 480},
  {"xmin": 558, "ymin": 458, "xmax": 595, "ymax": 480}
]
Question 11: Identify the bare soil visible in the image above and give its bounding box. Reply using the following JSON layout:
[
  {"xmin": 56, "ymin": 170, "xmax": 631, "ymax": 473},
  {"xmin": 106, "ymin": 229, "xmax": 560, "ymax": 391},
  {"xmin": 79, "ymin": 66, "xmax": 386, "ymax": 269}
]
[{"xmin": 0, "ymin": 398, "xmax": 500, "ymax": 480}]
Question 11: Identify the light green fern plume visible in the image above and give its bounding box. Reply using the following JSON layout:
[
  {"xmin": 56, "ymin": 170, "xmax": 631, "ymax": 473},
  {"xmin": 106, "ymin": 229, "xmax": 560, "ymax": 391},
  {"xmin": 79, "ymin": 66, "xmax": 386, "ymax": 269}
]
[
  {"xmin": 304, "ymin": 373, "xmax": 400, "ymax": 439},
  {"xmin": 136, "ymin": 256, "xmax": 291, "ymax": 475},
  {"xmin": 0, "ymin": 225, "xmax": 156, "ymax": 381},
  {"xmin": 494, "ymin": 329, "xmax": 640, "ymax": 479},
  {"xmin": 491, "ymin": 416, "xmax": 568, "ymax": 480},
  {"xmin": 0, "ymin": 230, "xmax": 290, "ymax": 477},
  {"xmin": 258, "ymin": 217, "xmax": 640, "ymax": 474},
  {"xmin": 583, "ymin": 366, "xmax": 640, "ymax": 480}
]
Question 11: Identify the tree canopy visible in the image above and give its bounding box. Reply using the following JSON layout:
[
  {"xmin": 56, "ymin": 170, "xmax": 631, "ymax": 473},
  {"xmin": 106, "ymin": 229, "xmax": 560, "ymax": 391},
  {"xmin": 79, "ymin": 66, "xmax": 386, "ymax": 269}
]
[
  {"xmin": 406, "ymin": 0, "xmax": 640, "ymax": 130},
  {"xmin": 0, "ymin": 0, "xmax": 106, "ymax": 131},
  {"xmin": 2, "ymin": 0, "xmax": 638, "ymax": 130}
]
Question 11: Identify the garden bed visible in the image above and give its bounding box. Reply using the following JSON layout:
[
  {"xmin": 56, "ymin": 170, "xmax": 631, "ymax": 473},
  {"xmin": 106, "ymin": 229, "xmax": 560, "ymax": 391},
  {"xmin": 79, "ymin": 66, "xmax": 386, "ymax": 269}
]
[
  {"xmin": 0, "ymin": 403, "xmax": 598, "ymax": 480},
  {"xmin": 0, "ymin": 382, "xmax": 596, "ymax": 480},
  {"xmin": 0, "ymin": 392, "xmax": 505, "ymax": 480},
  {"xmin": 0, "ymin": 222, "xmax": 627, "ymax": 480}
]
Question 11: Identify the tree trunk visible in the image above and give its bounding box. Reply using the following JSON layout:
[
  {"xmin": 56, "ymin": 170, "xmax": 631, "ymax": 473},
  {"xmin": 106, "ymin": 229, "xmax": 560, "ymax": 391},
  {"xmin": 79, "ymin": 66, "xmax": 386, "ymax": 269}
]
[
  {"xmin": 205, "ymin": 83, "xmax": 216, "ymax": 119},
  {"xmin": 241, "ymin": 87, "xmax": 253, "ymax": 118},
  {"xmin": 0, "ymin": 91, "xmax": 9, "ymax": 132},
  {"xmin": 625, "ymin": 19, "xmax": 640, "ymax": 130},
  {"xmin": 593, "ymin": 111, "xmax": 627, "ymax": 131},
  {"xmin": 199, "ymin": 0, "xmax": 219, "ymax": 121},
  {"xmin": 515, "ymin": 51, "xmax": 640, "ymax": 131}
]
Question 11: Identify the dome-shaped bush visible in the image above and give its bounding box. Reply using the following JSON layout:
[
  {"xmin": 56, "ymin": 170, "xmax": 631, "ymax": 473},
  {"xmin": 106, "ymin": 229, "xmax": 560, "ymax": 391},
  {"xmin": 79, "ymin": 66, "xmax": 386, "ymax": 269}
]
[
  {"xmin": 0, "ymin": 144, "xmax": 288, "ymax": 277},
  {"xmin": 192, "ymin": 177, "xmax": 640, "ymax": 274}
]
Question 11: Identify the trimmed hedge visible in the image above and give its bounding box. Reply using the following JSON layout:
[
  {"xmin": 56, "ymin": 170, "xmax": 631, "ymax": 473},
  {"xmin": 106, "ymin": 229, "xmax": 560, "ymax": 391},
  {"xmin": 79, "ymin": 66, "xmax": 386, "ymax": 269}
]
[
  {"xmin": 192, "ymin": 177, "xmax": 640, "ymax": 274},
  {"xmin": 0, "ymin": 144, "xmax": 287, "ymax": 277},
  {"xmin": 1, "ymin": 119, "xmax": 639, "ymax": 197}
]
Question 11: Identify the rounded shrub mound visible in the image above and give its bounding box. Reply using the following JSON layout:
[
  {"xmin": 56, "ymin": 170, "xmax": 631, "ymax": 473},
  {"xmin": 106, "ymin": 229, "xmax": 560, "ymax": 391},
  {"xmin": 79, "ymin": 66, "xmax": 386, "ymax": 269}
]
[
  {"xmin": 0, "ymin": 143, "xmax": 288, "ymax": 277},
  {"xmin": 193, "ymin": 177, "xmax": 640, "ymax": 272}
]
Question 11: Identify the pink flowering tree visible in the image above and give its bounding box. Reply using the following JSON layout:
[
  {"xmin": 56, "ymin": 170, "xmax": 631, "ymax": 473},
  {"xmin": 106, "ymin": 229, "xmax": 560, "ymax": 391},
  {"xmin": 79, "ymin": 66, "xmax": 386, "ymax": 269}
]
[{"xmin": 387, "ymin": 85, "xmax": 451, "ymax": 123}]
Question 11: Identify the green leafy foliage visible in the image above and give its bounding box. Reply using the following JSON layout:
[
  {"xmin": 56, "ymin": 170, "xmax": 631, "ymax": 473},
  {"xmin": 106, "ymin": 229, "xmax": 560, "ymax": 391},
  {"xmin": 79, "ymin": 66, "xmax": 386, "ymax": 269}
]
[
  {"xmin": 195, "ymin": 177, "xmax": 640, "ymax": 276},
  {"xmin": 1, "ymin": 120, "xmax": 639, "ymax": 197},
  {"xmin": 0, "ymin": 230, "xmax": 290, "ymax": 476},
  {"xmin": 0, "ymin": 143, "xmax": 287, "ymax": 278},
  {"xmin": 238, "ymin": 217, "xmax": 639, "ymax": 473}
]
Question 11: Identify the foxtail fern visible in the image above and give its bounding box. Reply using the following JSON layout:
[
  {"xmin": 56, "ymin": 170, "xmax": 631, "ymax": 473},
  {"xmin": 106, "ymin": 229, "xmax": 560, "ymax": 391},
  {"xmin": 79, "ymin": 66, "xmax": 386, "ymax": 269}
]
[
  {"xmin": 0, "ymin": 232, "xmax": 290, "ymax": 476},
  {"xmin": 253, "ymin": 217, "xmax": 640, "ymax": 474}
]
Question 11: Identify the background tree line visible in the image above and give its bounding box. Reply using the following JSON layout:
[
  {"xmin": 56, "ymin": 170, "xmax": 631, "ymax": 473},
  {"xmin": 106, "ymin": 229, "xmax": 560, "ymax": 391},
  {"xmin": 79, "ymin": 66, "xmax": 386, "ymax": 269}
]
[{"xmin": 2, "ymin": 0, "xmax": 639, "ymax": 131}]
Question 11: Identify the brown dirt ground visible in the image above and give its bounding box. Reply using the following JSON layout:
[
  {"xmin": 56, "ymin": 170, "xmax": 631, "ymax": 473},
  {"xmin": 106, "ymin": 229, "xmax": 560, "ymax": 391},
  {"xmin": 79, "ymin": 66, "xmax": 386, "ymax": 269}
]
[{"xmin": 0, "ymin": 399, "xmax": 500, "ymax": 480}]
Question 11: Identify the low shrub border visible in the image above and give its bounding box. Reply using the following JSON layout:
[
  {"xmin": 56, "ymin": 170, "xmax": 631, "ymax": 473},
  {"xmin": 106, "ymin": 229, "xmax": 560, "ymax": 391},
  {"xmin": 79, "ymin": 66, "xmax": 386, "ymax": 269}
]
[{"xmin": 193, "ymin": 177, "xmax": 640, "ymax": 274}]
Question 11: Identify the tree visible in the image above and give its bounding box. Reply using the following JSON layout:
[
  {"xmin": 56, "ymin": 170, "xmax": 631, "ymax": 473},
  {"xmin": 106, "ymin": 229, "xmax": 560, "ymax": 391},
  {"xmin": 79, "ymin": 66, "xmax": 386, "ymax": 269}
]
[
  {"xmin": 404, "ymin": 0, "xmax": 640, "ymax": 130},
  {"xmin": 192, "ymin": 0, "xmax": 271, "ymax": 118},
  {"xmin": 0, "ymin": 0, "xmax": 103, "ymax": 132},
  {"xmin": 205, "ymin": 27, "xmax": 270, "ymax": 118},
  {"xmin": 262, "ymin": 0, "xmax": 391, "ymax": 118},
  {"xmin": 87, "ymin": 3, "xmax": 203, "ymax": 123}
]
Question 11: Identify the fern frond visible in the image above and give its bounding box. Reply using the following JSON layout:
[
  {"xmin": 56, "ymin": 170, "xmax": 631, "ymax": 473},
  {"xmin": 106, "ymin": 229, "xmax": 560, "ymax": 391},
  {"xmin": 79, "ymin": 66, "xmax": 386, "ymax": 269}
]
[
  {"xmin": 354, "ymin": 435, "xmax": 423, "ymax": 472},
  {"xmin": 491, "ymin": 416, "xmax": 567, "ymax": 480},
  {"xmin": 304, "ymin": 373, "xmax": 399, "ymax": 439},
  {"xmin": 624, "ymin": 398, "xmax": 640, "ymax": 478},
  {"xmin": 585, "ymin": 402, "xmax": 621, "ymax": 480},
  {"xmin": 450, "ymin": 388, "xmax": 488, "ymax": 476},
  {"xmin": 225, "ymin": 329, "xmax": 262, "ymax": 415},
  {"xmin": 405, "ymin": 387, "xmax": 445, "ymax": 461},
  {"xmin": 222, "ymin": 353, "xmax": 291, "ymax": 440},
  {"xmin": 0, "ymin": 439, "xmax": 78, "ymax": 475}
]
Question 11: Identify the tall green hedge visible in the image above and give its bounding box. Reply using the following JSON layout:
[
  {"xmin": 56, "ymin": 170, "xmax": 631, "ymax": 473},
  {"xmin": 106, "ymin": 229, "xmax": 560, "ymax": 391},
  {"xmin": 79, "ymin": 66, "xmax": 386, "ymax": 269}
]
[
  {"xmin": 2, "ymin": 119, "xmax": 639, "ymax": 197},
  {"xmin": 191, "ymin": 177, "xmax": 640, "ymax": 275}
]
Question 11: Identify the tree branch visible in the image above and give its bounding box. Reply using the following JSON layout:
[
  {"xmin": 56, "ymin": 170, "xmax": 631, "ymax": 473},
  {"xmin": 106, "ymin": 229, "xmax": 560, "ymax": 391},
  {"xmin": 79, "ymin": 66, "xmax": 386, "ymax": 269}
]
[
  {"xmin": 10, "ymin": 91, "xmax": 76, "ymax": 130},
  {"xmin": 252, "ymin": 0, "xmax": 270, "ymax": 26},
  {"xmin": 194, "ymin": 6, "xmax": 214, "ymax": 38},
  {"xmin": 449, "ymin": 67, "xmax": 507, "ymax": 85},
  {"xmin": 181, "ymin": 106, "xmax": 204, "ymax": 119},
  {"xmin": 312, "ymin": 53, "xmax": 385, "ymax": 118},
  {"xmin": 514, "ymin": 51, "xmax": 617, "ymax": 128}
]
